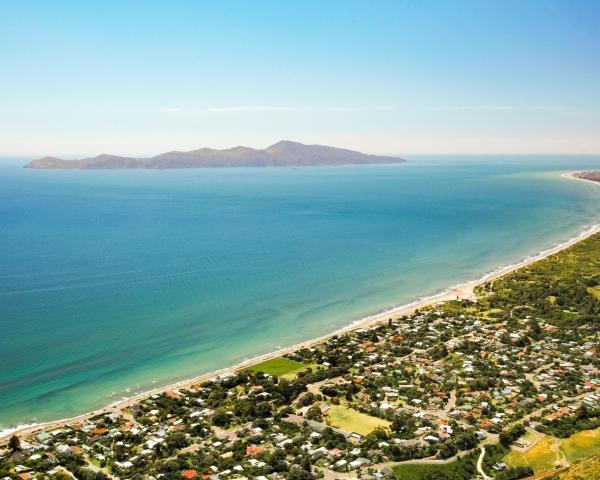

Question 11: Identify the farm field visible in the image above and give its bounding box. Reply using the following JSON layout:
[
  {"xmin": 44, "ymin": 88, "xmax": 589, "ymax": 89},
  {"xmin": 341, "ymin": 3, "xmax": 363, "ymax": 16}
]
[{"xmin": 326, "ymin": 405, "xmax": 390, "ymax": 436}]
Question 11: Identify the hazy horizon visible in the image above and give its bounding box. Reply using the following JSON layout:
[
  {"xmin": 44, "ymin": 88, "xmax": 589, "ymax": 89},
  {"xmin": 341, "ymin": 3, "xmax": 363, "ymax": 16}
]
[
  {"xmin": 3, "ymin": 150, "xmax": 600, "ymax": 165},
  {"xmin": 1, "ymin": 0, "xmax": 599, "ymax": 157}
]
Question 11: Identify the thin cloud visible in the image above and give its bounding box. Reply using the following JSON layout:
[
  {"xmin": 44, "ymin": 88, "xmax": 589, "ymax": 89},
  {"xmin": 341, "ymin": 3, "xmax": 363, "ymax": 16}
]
[
  {"xmin": 204, "ymin": 105, "xmax": 293, "ymax": 113},
  {"xmin": 155, "ymin": 105, "xmax": 435, "ymax": 114},
  {"xmin": 202, "ymin": 105, "xmax": 385, "ymax": 113},
  {"xmin": 430, "ymin": 105, "xmax": 567, "ymax": 113},
  {"xmin": 328, "ymin": 106, "xmax": 365, "ymax": 112},
  {"xmin": 432, "ymin": 105, "xmax": 515, "ymax": 112},
  {"xmin": 527, "ymin": 106, "xmax": 565, "ymax": 112}
]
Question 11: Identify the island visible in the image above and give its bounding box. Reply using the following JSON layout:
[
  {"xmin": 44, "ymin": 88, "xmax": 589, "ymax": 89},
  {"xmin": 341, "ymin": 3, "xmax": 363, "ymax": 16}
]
[{"xmin": 23, "ymin": 141, "xmax": 405, "ymax": 170}]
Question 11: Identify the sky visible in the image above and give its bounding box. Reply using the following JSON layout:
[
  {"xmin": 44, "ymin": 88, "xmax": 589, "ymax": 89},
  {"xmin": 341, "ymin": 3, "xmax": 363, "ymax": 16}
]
[{"xmin": 1, "ymin": 0, "xmax": 599, "ymax": 157}]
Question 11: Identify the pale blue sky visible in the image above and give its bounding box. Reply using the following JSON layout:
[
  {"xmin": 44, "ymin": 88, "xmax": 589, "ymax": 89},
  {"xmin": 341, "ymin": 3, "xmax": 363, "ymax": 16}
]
[{"xmin": 1, "ymin": 0, "xmax": 599, "ymax": 156}]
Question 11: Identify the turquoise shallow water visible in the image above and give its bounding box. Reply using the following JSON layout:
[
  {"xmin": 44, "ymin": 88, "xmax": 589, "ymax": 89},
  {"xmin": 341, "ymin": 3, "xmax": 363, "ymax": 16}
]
[{"xmin": 2, "ymin": 156, "xmax": 600, "ymax": 430}]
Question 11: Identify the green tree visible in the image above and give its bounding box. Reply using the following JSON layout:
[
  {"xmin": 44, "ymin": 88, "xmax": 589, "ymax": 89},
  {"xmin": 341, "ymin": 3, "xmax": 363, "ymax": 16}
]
[
  {"xmin": 305, "ymin": 406, "xmax": 322, "ymax": 421},
  {"xmin": 300, "ymin": 455, "xmax": 312, "ymax": 472},
  {"xmin": 8, "ymin": 435, "xmax": 21, "ymax": 452},
  {"xmin": 289, "ymin": 465, "xmax": 313, "ymax": 480},
  {"xmin": 529, "ymin": 319, "xmax": 542, "ymax": 339},
  {"xmin": 165, "ymin": 432, "xmax": 189, "ymax": 453}
]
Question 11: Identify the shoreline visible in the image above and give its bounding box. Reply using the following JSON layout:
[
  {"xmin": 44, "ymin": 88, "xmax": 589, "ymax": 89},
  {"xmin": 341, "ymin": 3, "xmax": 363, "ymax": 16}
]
[
  {"xmin": 2, "ymin": 170, "xmax": 599, "ymax": 443},
  {"xmin": 561, "ymin": 170, "xmax": 600, "ymax": 186}
]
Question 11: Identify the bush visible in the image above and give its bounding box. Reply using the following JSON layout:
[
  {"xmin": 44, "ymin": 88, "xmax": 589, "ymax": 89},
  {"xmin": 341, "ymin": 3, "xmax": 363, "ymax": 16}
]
[{"xmin": 496, "ymin": 466, "xmax": 534, "ymax": 480}]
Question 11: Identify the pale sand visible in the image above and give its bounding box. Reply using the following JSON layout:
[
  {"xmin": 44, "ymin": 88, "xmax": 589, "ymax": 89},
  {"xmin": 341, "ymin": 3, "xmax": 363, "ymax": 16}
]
[
  {"xmin": 562, "ymin": 171, "xmax": 600, "ymax": 187},
  {"xmin": 2, "ymin": 171, "xmax": 599, "ymax": 444}
]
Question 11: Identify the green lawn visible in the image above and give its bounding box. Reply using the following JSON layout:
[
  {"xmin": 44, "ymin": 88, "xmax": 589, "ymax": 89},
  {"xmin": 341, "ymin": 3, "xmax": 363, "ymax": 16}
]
[
  {"xmin": 519, "ymin": 430, "xmax": 540, "ymax": 444},
  {"xmin": 327, "ymin": 405, "xmax": 390, "ymax": 436},
  {"xmin": 393, "ymin": 462, "xmax": 463, "ymax": 480},
  {"xmin": 561, "ymin": 427, "xmax": 600, "ymax": 463},
  {"xmin": 248, "ymin": 357, "xmax": 306, "ymax": 376}
]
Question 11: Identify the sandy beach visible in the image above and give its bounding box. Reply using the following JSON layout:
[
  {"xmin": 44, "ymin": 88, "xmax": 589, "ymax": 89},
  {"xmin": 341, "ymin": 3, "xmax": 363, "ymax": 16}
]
[
  {"xmin": 561, "ymin": 171, "xmax": 600, "ymax": 186},
  {"xmin": 2, "ymin": 171, "xmax": 599, "ymax": 444}
]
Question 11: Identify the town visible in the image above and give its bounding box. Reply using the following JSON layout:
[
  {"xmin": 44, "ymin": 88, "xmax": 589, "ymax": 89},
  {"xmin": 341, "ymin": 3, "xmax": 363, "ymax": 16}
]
[{"xmin": 2, "ymin": 234, "xmax": 600, "ymax": 480}]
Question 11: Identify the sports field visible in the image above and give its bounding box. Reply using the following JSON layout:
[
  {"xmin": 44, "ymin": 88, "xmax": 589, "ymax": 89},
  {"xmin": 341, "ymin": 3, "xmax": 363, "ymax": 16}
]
[
  {"xmin": 248, "ymin": 357, "xmax": 307, "ymax": 376},
  {"xmin": 327, "ymin": 405, "xmax": 390, "ymax": 436}
]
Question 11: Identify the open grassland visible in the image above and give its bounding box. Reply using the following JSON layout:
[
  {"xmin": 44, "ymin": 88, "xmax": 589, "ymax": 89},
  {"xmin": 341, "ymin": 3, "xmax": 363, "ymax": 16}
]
[
  {"xmin": 248, "ymin": 357, "xmax": 306, "ymax": 376},
  {"xmin": 561, "ymin": 427, "xmax": 600, "ymax": 463},
  {"xmin": 505, "ymin": 428, "xmax": 600, "ymax": 474},
  {"xmin": 505, "ymin": 436, "xmax": 564, "ymax": 473},
  {"xmin": 326, "ymin": 405, "xmax": 390, "ymax": 435},
  {"xmin": 559, "ymin": 455, "xmax": 600, "ymax": 479}
]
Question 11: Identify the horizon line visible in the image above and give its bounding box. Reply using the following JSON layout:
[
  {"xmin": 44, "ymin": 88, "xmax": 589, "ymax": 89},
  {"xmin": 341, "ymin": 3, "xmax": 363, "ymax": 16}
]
[{"xmin": 2, "ymin": 152, "xmax": 600, "ymax": 164}]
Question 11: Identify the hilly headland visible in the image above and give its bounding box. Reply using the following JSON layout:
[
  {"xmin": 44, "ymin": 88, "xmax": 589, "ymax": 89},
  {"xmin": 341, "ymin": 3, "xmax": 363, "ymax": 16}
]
[{"xmin": 24, "ymin": 141, "xmax": 405, "ymax": 170}]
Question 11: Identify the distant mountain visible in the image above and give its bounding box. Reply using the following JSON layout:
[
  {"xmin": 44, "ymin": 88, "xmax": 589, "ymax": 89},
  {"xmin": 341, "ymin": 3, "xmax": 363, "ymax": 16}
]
[{"xmin": 24, "ymin": 141, "xmax": 405, "ymax": 170}]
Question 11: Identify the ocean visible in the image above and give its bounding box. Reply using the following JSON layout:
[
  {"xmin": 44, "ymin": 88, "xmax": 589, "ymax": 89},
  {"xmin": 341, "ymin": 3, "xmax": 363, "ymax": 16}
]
[{"xmin": 1, "ymin": 155, "xmax": 600, "ymax": 431}]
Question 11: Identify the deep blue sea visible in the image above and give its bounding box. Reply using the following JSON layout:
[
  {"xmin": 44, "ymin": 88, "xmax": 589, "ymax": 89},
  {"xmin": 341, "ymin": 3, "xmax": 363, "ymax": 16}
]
[{"xmin": 2, "ymin": 156, "xmax": 600, "ymax": 430}]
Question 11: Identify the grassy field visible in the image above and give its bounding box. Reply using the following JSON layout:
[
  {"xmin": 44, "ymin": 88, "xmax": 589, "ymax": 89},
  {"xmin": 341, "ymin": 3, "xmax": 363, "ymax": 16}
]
[
  {"xmin": 392, "ymin": 461, "xmax": 469, "ymax": 480},
  {"xmin": 504, "ymin": 427, "xmax": 600, "ymax": 474},
  {"xmin": 248, "ymin": 357, "xmax": 306, "ymax": 376},
  {"xmin": 521, "ymin": 430, "xmax": 541, "ymax": 444},
  {"xmin": 393, "ymin": 463, "xmax": 455, "ymax": 480},
  {"xmin": 559, "ymin": 455, "xmax": 600, "ymax": 479},
  {"xmin": 280, "ymin": 362, "xmax": 318, "ymax": 380},
  {"xmin": 561, "ymin": 427, "xmax": 600, "ymax": 463},
  {"xmin": 326, "ymin": 405, "xmax": 390, "ymax": 436},
  {"xmin": 587, "ymin": 285, "xmax": 600, "ymax": 299},
  {"xmin": 504, "ymin": 436, "xmax": 563, "ymax": 473}
]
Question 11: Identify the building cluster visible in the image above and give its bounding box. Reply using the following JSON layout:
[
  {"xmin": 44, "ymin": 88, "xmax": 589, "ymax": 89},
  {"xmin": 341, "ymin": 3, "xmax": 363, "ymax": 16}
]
[{"xmin": 1, "ymin": 301, "xmax": 598, "ymax": 480}]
